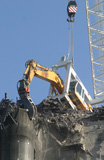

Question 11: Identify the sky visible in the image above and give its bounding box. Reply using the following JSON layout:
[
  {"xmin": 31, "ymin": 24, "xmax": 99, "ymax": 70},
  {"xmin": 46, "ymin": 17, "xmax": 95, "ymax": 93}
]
[{"xmin": 0, "ymin": 0, "xmax": 93, "ymax": 104}]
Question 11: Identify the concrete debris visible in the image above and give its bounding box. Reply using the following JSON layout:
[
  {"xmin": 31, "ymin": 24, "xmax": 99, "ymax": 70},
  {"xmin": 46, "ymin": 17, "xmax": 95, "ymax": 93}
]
[
  {"xmin": 37, "ymin": 99, "xmax": 104, "ymax": 160},
  {"xmin": 0, "ymin": 98, "xmax": 18, "ymax": 130},
  {"xmin": 0, "ymin": 98, "xmax": 104, "ymax": 160}
]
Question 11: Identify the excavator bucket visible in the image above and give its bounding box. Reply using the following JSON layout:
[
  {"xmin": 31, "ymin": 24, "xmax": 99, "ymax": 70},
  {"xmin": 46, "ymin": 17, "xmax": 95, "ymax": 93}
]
[{"xmin": 17, "ymin": 79, "xmax": 30, "ymax": 99}]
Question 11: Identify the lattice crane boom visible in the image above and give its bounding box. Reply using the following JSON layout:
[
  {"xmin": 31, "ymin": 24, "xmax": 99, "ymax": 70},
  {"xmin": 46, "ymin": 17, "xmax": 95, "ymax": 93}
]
[{"xmin": 85, "ymin": 0, "xmax": 104, "ymax": 104}]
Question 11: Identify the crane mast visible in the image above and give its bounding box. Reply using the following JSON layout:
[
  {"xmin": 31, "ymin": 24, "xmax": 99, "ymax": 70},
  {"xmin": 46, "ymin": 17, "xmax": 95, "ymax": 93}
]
[{"xmin": 85, "ymin": 0, "xmax": 104, "ymax": 104}]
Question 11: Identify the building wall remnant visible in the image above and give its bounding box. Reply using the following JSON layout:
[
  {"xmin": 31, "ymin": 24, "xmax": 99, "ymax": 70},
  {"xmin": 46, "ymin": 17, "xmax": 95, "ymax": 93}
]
[{"xmin": 0, "ymin": 98, "xmax": 104, "ymax": 160}]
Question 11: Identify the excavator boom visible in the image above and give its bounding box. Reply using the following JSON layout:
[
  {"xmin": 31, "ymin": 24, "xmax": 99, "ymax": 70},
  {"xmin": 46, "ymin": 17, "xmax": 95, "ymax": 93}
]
[{"xmin": 18, "ymin": 60, "xmax": 64, "ymax": 98}]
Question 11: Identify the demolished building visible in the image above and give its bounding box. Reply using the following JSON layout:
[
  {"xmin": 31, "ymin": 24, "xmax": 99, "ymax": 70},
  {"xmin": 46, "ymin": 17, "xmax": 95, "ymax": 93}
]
[
  {"xmin": 1, "ymin": 0, "xmax": 104, "ymax": 159},
  {"xmin": 0, "ymin": 97, "xmax": 104, "ymax": 160}
]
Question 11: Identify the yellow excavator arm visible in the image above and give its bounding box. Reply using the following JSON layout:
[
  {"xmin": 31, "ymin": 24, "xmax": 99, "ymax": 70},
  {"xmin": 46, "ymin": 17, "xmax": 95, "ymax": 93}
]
[{"xmin": 23, "ymin": 60, "xmax": 64, "ymax": 95}]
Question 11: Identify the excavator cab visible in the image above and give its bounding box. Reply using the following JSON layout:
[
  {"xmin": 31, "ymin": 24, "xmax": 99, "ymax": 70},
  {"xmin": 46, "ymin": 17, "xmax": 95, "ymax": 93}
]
[
  {"xmin": 69, "ymin": 80, "xmax": 92, "ymax": 111},
  {"xmin": 48, "ymin": 55, "xmax": 93, "ymax": 111},
  {"xmin": 17, "ymin": 79, "xmax": 30, "ymax": 99},
  {"xmin": 69, "ymin": 81, "xmax": 84, "ymax": 98}
]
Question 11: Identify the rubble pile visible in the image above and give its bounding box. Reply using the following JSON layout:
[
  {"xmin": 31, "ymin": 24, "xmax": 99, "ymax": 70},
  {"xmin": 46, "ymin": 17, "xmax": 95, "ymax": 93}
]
[
  {"xmin": 0, "ymin": 98, "xmax": 104, "ymax": 160},
  {"xmin": 0, "ymin": 98, "xmax": 18, "ymax": 130},
  {"xmin": 37, "ymin": 99, "xmax": 90, "ymax": 134},
  {"xmin": 36, "ymin": 99, "xmax": 104, "ymax": 160}
]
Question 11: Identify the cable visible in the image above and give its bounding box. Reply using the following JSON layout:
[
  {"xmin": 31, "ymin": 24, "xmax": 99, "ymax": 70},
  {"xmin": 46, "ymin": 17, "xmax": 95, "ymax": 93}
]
[
  {"xmin": 68, "ymin": 22, "xmax": 71, "ymax": 57},
  {"xmin": 72, "ymin": 22, "xmax": 74, "ymax": 69}
]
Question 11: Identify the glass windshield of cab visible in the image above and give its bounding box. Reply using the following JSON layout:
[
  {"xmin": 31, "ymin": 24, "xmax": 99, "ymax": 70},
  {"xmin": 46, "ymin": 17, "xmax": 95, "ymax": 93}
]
[
  {"xmin": 76, "ymin": 82, "xmax": 82, "ymax": 95},
  {"xmin": 69, "ymin": 81, "xmax": 77, "ymax": 92}
]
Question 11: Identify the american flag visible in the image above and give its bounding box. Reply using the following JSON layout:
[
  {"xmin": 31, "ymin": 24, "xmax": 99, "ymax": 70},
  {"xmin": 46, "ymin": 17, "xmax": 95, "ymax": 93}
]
[{"xmin": 68, "ymin": 6, "xmax": 77, "ymax": 13}]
